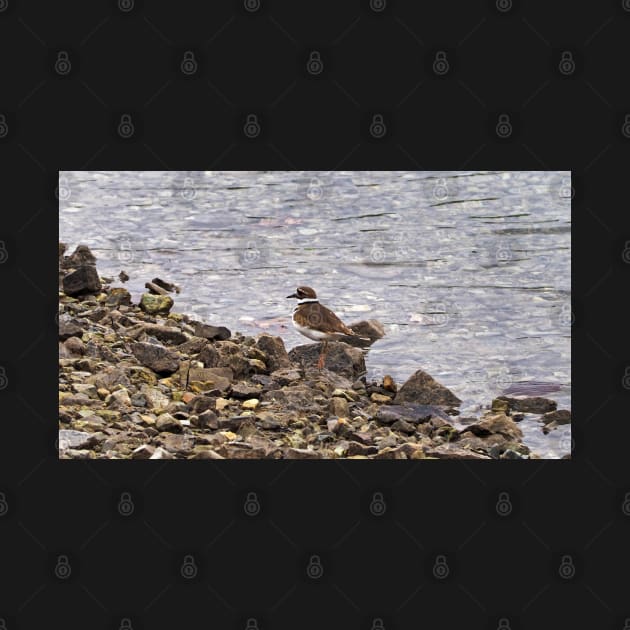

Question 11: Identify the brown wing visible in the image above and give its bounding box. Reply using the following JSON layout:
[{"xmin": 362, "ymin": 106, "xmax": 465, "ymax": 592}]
[{"xmin": 295, "ymin": 302, "xmax": 355, "ymax": 336}]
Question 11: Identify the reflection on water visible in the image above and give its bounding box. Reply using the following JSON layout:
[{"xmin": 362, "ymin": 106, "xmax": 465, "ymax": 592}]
[{"xmin": 60, "ymin": 170, "xmax": 571, "ymax": 458}]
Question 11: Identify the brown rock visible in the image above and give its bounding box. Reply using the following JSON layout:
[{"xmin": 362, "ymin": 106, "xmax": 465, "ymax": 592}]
[
  {"xmin": 284, "ymin": 448, "xmax": 323, "ymax": 459},
  {"xmin": 255, "ymin": 334, "xmax": 292, "ymax": 371},
  {"xmin": 383, "ymin": 375, "xmax": 397, "ymax": 392},
  {"xmin": 155, "ymin": 413, "xmax": 182, "ymax": 432},
  {"xmin": 542, "ymin": 409, "xmax": 571, "ymax": 425},
  {"xmin": 463, "ymin": 413, "xmax": 523, "ymax": 441},
  {"xmin": 394, "ymin": 369, "xmax": 461, "ymax": 407},
  {"xmin": 424, "ymin": 444, "xmax": 492, "ymax": 460},
  {"xmin": 106, "ymin": 287, "xmax": 132, "ymax": 307}
]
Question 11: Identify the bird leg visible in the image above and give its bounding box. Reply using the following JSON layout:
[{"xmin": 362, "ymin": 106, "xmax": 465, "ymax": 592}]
[{"xmin": 317, "ymin": 340, "xmax": 328, "ymax": 370}]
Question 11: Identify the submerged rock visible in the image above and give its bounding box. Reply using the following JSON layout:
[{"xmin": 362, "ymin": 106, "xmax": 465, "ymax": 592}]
[{"xmin": 496, "ymin": 395, "xmax": 557, "ymax": 414}]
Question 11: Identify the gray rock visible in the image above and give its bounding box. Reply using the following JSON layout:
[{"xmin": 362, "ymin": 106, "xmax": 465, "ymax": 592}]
[
  {"xmin": 288, "ymin": 342, "xmax": 366, "ymax": 380},
  {"xmin": 106, "ymin": 287, "xmax": 132, "ymax": 307},
  {"xmin": 230, "ymin": 382, "xmax": 263, "ymax": 400},
  {"xmin": 193, "ymin": 410, "xmax": 219, "ymax": 429},
  {"xmin": 58, "ymin": 429, "xmax": 98, "ymax": 450},
  {"xmin": 390, "ymin": 419, "xmax": 417, "ymax": 434},
  {"xmin": 197, "ymin": 343, "xmax": 220, "ymax": 367},
  {"xmin": 63, "ymin": 265, "xmax": 102, "ymax": 296},
  {"xmin": 193, "ymin": 322, "xmax": 231, "ymax": 341},
  {"xmin": 130, "ymin": 342, "xmax": 179, "ymax": 375},
  {"xmin": 375, "ymin": 403, "xmax": 450, "ymax": 425},
  {"xmin": 344, "ymin": 319, "xmax": 386, "ymax": 347},
  {"xmin": 329, "ymin": 396, "xmax": 349, "ymax": 418},
  {"xmin": 190, "ymin": 448, "xmax": 225, "ymax": 460},
  {"xmin": 132, "ymin": 324, "xmax": 188, "ymax": 346},
  {"xmin": 269, "ymin": 367, "xmax": 303, "ymax": 387},
  {"xmin": 394, "ymin": 369, "xmax": 461, "ymax": 407},
  {"xmin": 188, "ymin": 395, "xmax": 216, "ymax": 414},
  {"xmin": 63, "ymin": 336, "xmax": 85, "ymax": 356},
  {"xmin": 284, "ymin": 448, "xmax": 323, "ymax": 459},
  {"xmin": 149, "ymin": 447, "xmax": 175, "ymax": 459}
]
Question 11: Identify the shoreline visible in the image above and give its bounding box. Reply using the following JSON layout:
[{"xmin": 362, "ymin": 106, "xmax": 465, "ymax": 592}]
[{"xmin": 58, "ymin": 244, "xmax": 571, "ymax": 460}]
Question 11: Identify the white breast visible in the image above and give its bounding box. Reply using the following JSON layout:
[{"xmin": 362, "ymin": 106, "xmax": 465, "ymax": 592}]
[{"xmin": 292, "ymin": 319, "xmax": 333, "ymax": 341}]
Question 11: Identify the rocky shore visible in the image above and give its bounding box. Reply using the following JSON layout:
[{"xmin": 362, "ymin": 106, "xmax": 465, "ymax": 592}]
[{"xmin": 58, "ymin": 244, "xmax": 570, "ymax": 460}]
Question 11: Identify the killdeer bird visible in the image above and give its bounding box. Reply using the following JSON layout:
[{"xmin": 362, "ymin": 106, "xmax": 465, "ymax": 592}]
[{"xmin": 287, "ymin": 286, "xmax": 368, "ymax": 369}]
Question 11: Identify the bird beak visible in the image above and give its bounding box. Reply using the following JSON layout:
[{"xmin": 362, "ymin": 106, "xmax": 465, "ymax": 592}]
[{"xmin": 287, "ymin": 292, "xmax": 298, "ymax": 299}]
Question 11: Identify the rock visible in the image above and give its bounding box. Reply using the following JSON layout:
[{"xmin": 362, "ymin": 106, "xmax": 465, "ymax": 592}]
[
  {"xmin": 132, "ymin": 324, "xmax": 188, "ymax": 346},
  {"xmin": 90, "ymin": 367, "xmax": 132, "ymax": 391},
  {"xmin": 542, "ymin": 409, "xmax": 571, "ymax": 425},
  {"xmin": 131, "ymin": 444, "xmax": 155, "ymax": 459},
  {"xmin": 106, "ymin": 388, "xmax": 132, "ymax": 409},
  {"xmin": 383, "ymin": 375, "xmax": 397, "ymax": 392},
  {"xmin": 375, "ymin": 403, "xmax": 450, "ymax": 425},
  {"xmin": 186, "ymin": 366, "xmax": 231, "ymax": 393},
  {"xmin": 197, "ymin": 343, "xmax": 220, "ymax": 367},
  {"xmin": 192, "ymin": 409, "xmax": 218, "ymax": 429},
  {"xmin": 255, "ymin": 334, "xmax": 292, "ymax": 371},
  {"xmin": 66, "ymin": 244, "xmax": 97, "ymax": 268},
  {"xmin": 463, "ymin": 413, "xmax": 523, "ymax": 441},
  {"xmin": 139, "ymin": 293, "xmax": 174, "ymax": 315},
  {"xmin": 215, "ymin": 397, "xmax": 231, "ymax": 412},
  {"xmin": 130, "ymin": 342, "xmax": 179, "ymax": 375},
  {"xmin": 157, "ymin": 433, "xmax": 195, "ymax": 454},
  {"xmin": 329, "ymin": 396, "xmax": 349, "ymax": 417},
  {"xmin": 149, "ymin": 447, "xmax": 175, "ymax": 459},
  {"xmin": 188, "ymin": 395, "xmax": 216, "ymax": 414},
  {"xmin": 155, "ymin": 413, "xmax": 182, "ymax": 432},
  {"xmin": 269, "ymin": 368, "xmax": 303, "ymax": 387},
  {"xmin": 58, "ymin": 430, "xmax": 99, "ymax": 450},
  {"xmin": 345, "ymin": 319, "xmax": 385, "ymax": 346},
  {"xmin": 346, "ymin": 441, "xmax": 378, "ymax": 456},
  {"xmin": 390, "ymin": 419, "xmax": 416, "ymax": 434},
  {"xmin": 59, "ymin": 318, "xmax": 84, "ymax": 341},
  {"xmin": 230, "ymin": 382, "xmax": 262, "ymax": 400},
  {"xmin": 145, "ymin": 281, "xmax": 169, "ymax": 295},
  {"xmin": 193, "ymin": 322, "xmax": 231, "ymax": 341},
  {"xmin": 242, "ymin": 399, "xmax": 260, "ymax": 410},
  {"xmin": 190, "ymin": 447, "xmax": 225, "ymax": 460},
  {"xmin": 63, "ymin": 265, "xmax": 102, "ymax": 296},
  {"xmin": 106, "ymin": 287, "xmax": 132, "ymax": 307},
  {"xmin": 394, "ymin": 369, "xmax": 461, "ymax": 407},
  {"xmin": 72, "ymin": 383, "xmax": 99, "ymax": 399},
  {"xmin": 63, "ymin": 336, "xmax": 85, "ymax": 356},
  {"xmin": 424, "ymin": 444, "xmax": 492, "ymax": 460},
  {"xmin": 496, "ymin": 395, "xmax": 557, "ymax": 414},
  {"xmin": 491, "ymin": 398, "xmax": 510, "ymax": 413},
  {"xmin": 151, "ymin": 277, "xmax": 180, "ymax": 293},
  {"xmin": 215, "ymin": 341, "xmax": 251, "ymax": 378},
  {"xmin": 288, "ymin": 342, "xmax": 366, "ymax": 380},
  {"xmin": 370, "ymin": 392, "xmax": 392, "ymax": 404}
]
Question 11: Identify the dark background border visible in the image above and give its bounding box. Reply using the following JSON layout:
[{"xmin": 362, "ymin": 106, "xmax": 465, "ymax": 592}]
[{"xmin": 1, "ymin": 1, "xmax": 628, "ymax": 628}]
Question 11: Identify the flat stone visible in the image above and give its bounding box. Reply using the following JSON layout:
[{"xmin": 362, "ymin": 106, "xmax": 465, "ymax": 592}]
[
  {"xmin": 370, "ymin": 392, "xmax": 392, "ymax": 404},
  {"xmin": 230, "ymin": 382, "xmax": 262, "ymax": 400},
  {"xmin": 375, "ymin": 403, "xmax": 450, "ymax": 425},
  {"xmin": 132, "ymin": 323, "xmax": 188, "ymax": 345},
  {"xmin": 496, "ymin": 395, "xmax": 557, "ymax": 414},
  {"xmin": 394, "ymin": 369, "xmax": 461, "ymax": 407},
  {"xmin": 424, "ymin": 444, "xmax": 491, "ymax": 460},
  {"xmin": 193, "ymin": 322, "xmax": 231, "ymax": 340},
  {"xmin": 63, "ymin": 265, "xmax": 102, "ymax": 296},
  {"xmin": 284, "ymin": 447, "xmax": 323, "ymax": 459},
  {"xmin": 131, "ymin": 342, "xmax": 179, "ymax": 375}
]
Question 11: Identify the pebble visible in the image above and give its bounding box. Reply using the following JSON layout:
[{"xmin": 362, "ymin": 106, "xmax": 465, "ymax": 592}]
[{"xmin": 242, "ymin": 398, "xmax": 260, "ymax": 410}]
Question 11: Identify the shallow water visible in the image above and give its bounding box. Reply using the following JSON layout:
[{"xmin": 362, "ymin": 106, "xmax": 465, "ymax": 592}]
[{"xmin": 59, "ymin": 170, "xmax": 571, "ymax": 458}]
